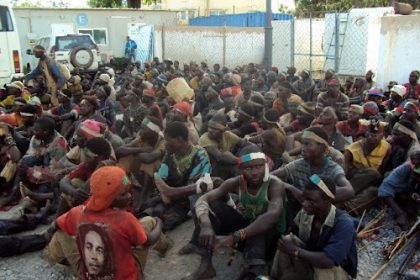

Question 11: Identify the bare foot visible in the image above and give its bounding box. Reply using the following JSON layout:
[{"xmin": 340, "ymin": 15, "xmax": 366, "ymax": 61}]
[
  {"xmin": 181, "ymin": 260, "xmax": 216, "ymax": 280},
  {"xmin": 154, "ymin": 173, "xmax": 171, "ymax": 204},
  {"xmin": 178, "ymin": 243, "xmax": 207, "ymax": 256}
]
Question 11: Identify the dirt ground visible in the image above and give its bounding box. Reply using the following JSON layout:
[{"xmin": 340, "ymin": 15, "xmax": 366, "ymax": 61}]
[{"xmin": 0, "ymin": 205, "xmax": 418, "ymax": 280}]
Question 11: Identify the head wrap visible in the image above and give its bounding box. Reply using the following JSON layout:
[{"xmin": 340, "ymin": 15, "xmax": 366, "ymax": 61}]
[
  {"xmin": 237, "ymin": 152, "xmax": 269, "ymax": 182},
  {"xmin": 6, "ymin": 81, "xmax": 24, "ymax": 92},
  {"xmin": 302, "ymin": 130, "xmax": 329, "ymax": 147},
  {"xmin": 363, "ymin": 101, "xmax": 379, "ymax": 116},
  {"xmin": 86, "ymin": 166, "xmax": 130, "ymax": 211},
  {"xmin": 173, "ymin": 101, "xmax": 192, "ymax": 118},
  {"xmin": 368, "ymin": 88, "xmax": 384, "ymax": 97},
  {"xmin": 98, "ymin": 73, "xmax": 110, "ymax": 83},
  {"xmin": 143, "ymin": 88, "xmax": 155, "ymax": 97},
  {"xmin": 349, "ymin": 104, "xmax": 364, "ymax": 114},
  {"xmin": 142, "ymin": 117, "xmax": 163, "ymax": 136},
  {"xmin": 404, "ymin": 102, "xmax": 419, "ymax": 115},
  {"xmin": 231, "ymin": 74, "xmax": 242, "ymax": 86},
  {"xmin": 393, "ymin": 122, "xmax": 417, "ymax": 140},
  {"xmin": 309, "ymin": 174, "xmax": 335, "ymax": 199},
  {"xmin": 79, "ymin": 119, "xmax": 103, "ymax": 140},
  {"xmin": 391, "ymin": 85, "xmax": 407, "ymax": 97},
  {"xmin": 327, "ymin": 79, "xmax": 339, "ymax": 85}
]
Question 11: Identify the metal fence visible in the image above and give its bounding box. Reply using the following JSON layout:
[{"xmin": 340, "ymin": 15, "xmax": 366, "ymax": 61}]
[{"xmin": 158, "ymin": 8, "xmax": 392, "ymax": 78}]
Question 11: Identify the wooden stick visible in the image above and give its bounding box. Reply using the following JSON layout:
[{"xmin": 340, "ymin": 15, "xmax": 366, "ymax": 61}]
[
  {"xmin": 356, "ymin": 209, "xmax": 366, "ymax": 233},
  {"xmin": 369, "ymin": 235, "xmax": 415, "ymax": 280}
]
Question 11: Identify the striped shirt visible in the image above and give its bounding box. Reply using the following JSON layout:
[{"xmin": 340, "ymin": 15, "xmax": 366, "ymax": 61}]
[{"xmin": 316, "ymin": 91, "xmax": 350, "ymax": 120}]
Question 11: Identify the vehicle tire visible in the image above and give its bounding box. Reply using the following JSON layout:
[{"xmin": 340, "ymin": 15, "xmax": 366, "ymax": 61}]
[{"xmin": 70, "ymin": 47, "xmax": 94, "ymax": 69}]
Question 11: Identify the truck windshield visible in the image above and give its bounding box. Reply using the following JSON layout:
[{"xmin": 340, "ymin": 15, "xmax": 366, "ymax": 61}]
[
  {"xmin": 0, "ymin": 6, "xmax": 14, "ymax": 32},
  {"xmin": 56, "ymin": 35, "xmax": 96, "ymax": 51}
]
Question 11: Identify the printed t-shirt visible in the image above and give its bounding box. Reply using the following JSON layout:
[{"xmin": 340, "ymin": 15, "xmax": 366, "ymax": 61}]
[{"xmin": 57, "ymin": 205, "xmax": 147, "ymax": 280}]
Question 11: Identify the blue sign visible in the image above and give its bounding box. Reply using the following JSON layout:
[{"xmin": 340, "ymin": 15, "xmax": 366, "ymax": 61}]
[{"xmin": 76, "ymin": 13, "xmax": 88, "ymax": 26}]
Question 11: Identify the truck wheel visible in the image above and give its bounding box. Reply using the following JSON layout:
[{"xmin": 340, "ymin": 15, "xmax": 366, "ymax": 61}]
[{"xmin": 70, "ymin": 47, "xmax": 94, "ymax": 69}]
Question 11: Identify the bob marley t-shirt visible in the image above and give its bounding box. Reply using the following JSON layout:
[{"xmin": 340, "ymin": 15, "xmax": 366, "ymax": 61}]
[{"xmin": 57, "ymin": 206, "xmax": 147, "ymax": 280}]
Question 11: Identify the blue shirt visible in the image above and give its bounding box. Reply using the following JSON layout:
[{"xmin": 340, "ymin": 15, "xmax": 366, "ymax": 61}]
[
  {"xmin": 294, "ymin": 206, "xmax": 358, "ymax": 278},
  {"xmin": 378, "ymin": 162, "xmax": 416, "ymax": 198},
  {"xmin": 125, "ymin": 39, "xmax": 137, "ymax": 54}
]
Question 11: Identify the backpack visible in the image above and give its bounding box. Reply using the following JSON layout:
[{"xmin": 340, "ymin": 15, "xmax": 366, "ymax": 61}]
[{"xmin": 58, "ymin": 63, "xmax": 71, "ymax": 81}]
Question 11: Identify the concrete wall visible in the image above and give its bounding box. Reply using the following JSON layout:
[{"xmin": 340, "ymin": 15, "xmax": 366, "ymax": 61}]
[
  {"xmin": 157, "ymin": 25, "xmax": 265, "ymax": 68},
  {"xmin": 14, "ymin": 7, "xmax": 178, "ymax": 67},
  {"xmin": 376, "ymin": 14, "xmax": 420, "ymax": 88},
  {"xmin": 324, "ymin": 8, "xmax": 394, "ymax": 76}
]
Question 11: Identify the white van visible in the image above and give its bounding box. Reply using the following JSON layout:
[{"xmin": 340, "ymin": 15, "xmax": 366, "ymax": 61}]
[{"xmin": 0, "ymin": 0, "xmax": 22, "ymax": 86}]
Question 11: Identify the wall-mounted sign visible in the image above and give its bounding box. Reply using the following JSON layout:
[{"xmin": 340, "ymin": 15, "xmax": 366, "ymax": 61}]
[{"xmin": 76, "ymin": 13, "xmax": 88, "ymax": 26}]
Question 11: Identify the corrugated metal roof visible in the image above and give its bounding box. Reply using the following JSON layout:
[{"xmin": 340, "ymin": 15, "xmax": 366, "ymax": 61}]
[{"xmin": 190, "ymin": 12, "xmax": 293, "ymax": 27}]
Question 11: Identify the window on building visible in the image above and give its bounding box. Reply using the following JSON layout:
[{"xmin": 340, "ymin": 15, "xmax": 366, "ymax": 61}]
[
  {"xmin": 78, "ymin": 28, "xmax": 108, "ymax": 45},
  {"xmin": 180, "ymin": 9, "xmax": 197, "ymax": 20},
  {"xmin": 209, "ymin": 10, "xmax": 226, "ymax": 16}
]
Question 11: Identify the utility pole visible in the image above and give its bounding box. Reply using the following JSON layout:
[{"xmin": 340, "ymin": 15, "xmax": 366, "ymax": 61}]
[{"xmin": 264, "ymin": 0, "xmax": 273, "ymax": 69}]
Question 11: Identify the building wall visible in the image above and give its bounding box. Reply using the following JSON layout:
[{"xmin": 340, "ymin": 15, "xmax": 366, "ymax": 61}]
[
  {"xmin": 14, "ymin": 8, "xmax": 178, "ymax": 67},
  {"xmin": 156, "ymin": 25, "xmax": 265, "ymax": 68},
  {"xmin": 376, "ymin": 14, "xmax": 420, "ymax": 88}
]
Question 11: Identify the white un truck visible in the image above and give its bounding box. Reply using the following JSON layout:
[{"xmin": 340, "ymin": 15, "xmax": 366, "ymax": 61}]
[{"xmin": 0, "ymin": 0, "xmax": 22, "ymax": 86}]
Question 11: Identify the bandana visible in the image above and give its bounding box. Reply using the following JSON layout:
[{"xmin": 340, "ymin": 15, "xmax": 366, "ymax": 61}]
[
  {"xmin": 408, "ymin": 160, "xmax": 420, "ymax": 174},
  {"xmin": 20, "ymin": 112, "xmax": 35, "ymax": 117},
  {"xmin": 393, "ymin": 122, "xmax": 417, "ymax": 141},
  {"xmin": 404, "ymin": 102, "xmax": 419, "ymax": 115},
  {"xmin": 349, "ymin": 104, "xmax": 364, "ymax": 114},
  {"xmin": 87, "ymin": 166, "xmax": 131, "ymax": 212},
  {"xmin": 327, "ymin": 79, "xmax": 339, "ymax": 86},
  {"xmin": 79, "ymin": 119, "xmax": 103, "ymax": 140},
  {"xmin": 309, "ymin": 174, "xmax": 335, "ymax": 199},
  {"xmin": 302, "ymin": 130, "xmax": 329, "ymax": 147},
  {"xmin": 172, "ymin": 101, "xmax": 192, "ymax": 118},
  {"xmin": 143, "ymin": 88, "xmax": 155, "ymax": 97},
  {"xmin": 237, "ymin": 152, "xmax": 269, "ymax": 182},
  {"xmin": 208, "ymin": 120, "xmax": 226, "ymax": 131},
  {"xmin": 142, "ymin": 117, "xmax": 163, "ymax": 136}
]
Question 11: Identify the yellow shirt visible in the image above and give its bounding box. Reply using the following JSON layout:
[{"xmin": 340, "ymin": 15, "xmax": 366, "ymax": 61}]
[
  {"xmin": 199, "ymin": 131, "xmax": 240, "ymax": 153},
  {"xmin": 346, "ymin": 139, "xmax": 390, "ymax": 170}
]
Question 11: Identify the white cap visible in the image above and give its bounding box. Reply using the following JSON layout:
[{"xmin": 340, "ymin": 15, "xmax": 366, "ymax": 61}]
[
  {"xmin": 391, "ymin": 85, "xmax": 407, "ymax": 97},
  {"xmin": 99, "ymin": 73, "xmax": 110, "ymax": 83},
  {"xmin": 6, "ymin": 81, "xmax": 24, "ymax": 92}
]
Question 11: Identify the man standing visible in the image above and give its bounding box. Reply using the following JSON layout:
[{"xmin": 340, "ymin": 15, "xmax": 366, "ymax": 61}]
[
  {"xmin": 24, "ymin": 45, "xmax": 65, "ymax": 107},
  {"xmin": 124, "ymin": 36, "xmax": 137, "ymax": 63}
]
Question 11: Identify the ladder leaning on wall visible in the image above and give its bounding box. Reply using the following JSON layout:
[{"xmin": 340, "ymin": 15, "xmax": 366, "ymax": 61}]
[{"xmin": 324, "ymin": 11, "xmax": 350, "ymax": 73}]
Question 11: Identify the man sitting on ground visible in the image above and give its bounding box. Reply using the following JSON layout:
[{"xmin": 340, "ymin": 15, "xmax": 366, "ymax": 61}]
[
  {"xmin": 378, "ymin": 150, "xmax": 420, "ymax": 228},
  {"xmin": 153, "ymin": 121, "xmax": 211, "ymax": 230},
  {"xmin": 189, "ymin": 145, "xmax": 286, "ymax": 280},
  {"xmin": 270, "ymin": 175, "xmax": 357, "ymax": 280},
  {"xmin": 47, "ymin": 166, "xmax": 167, "ymax": 279},
  {"xmin": 272, "ymin": 127, "xmax": 354, "ymax": 222}
]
